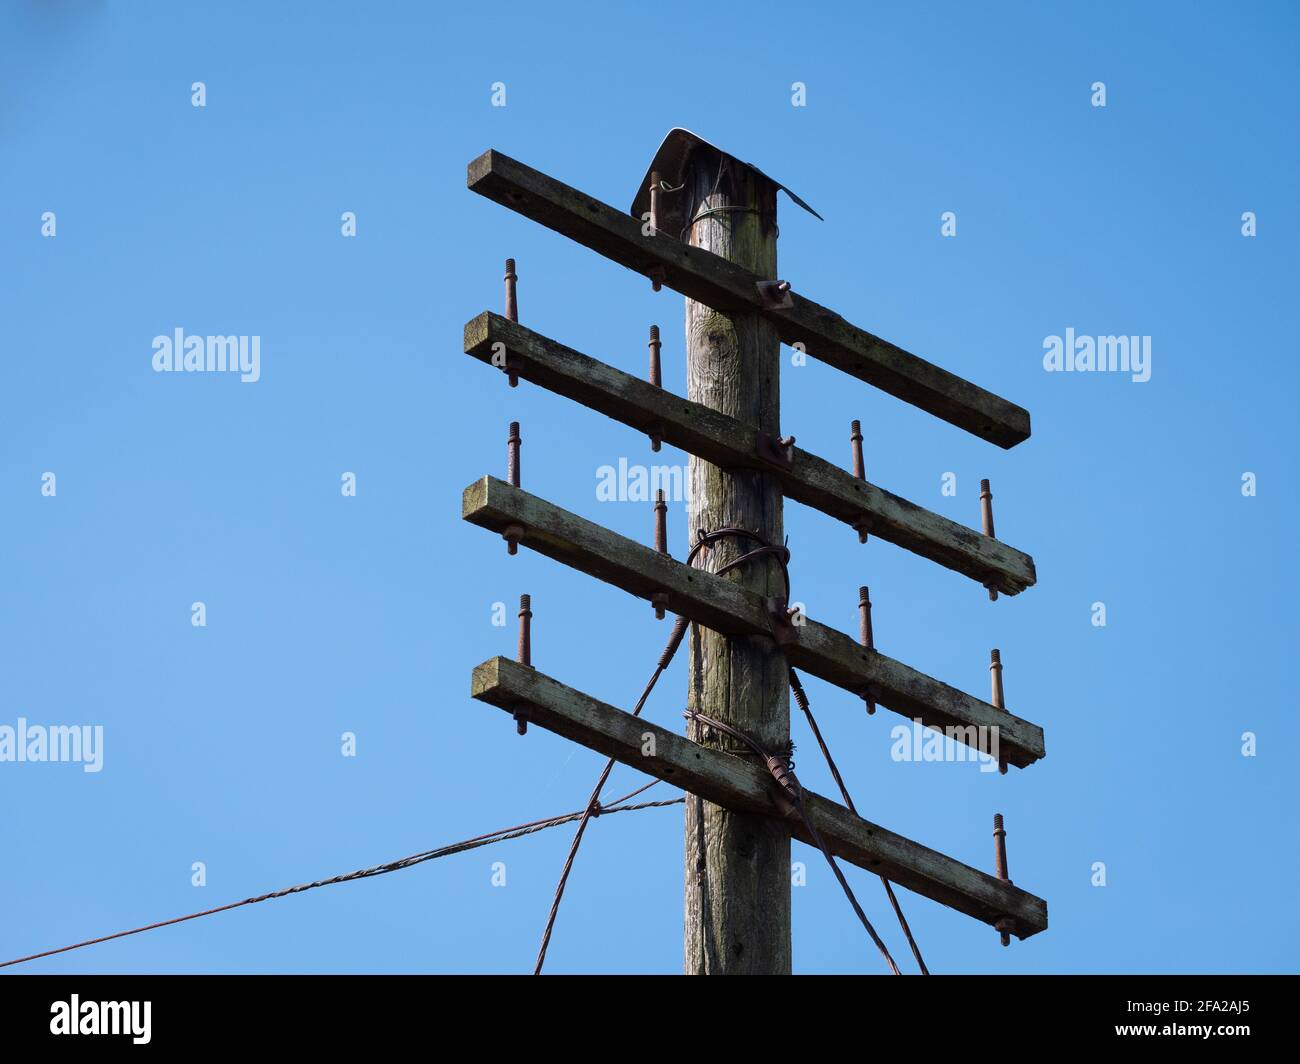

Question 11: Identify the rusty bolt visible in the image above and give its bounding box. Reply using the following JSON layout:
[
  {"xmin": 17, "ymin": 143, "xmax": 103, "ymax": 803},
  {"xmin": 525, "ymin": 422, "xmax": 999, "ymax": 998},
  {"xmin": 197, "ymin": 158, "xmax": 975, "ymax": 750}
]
[
  {"xmin": 652, "ymin": 490, "xmax": 669, "ymax": 619},
  {"xmin": 507, "ymin": 421, "xmax": 521, "ymax": 487},
  {"xmin": 979, "ymin": 478, "xmax": 996, "ymax": 537},
  {"xmin": 850, "ymin": 420, "xmax": 871, "ymax": 543},
  {"xmin": 502, "ymin": 524, "xmax": 524, "ymax": 556},
  {"xmin": 504, "ymin": 258, "xmax": 518, "ymax": 322},
  {"xmin": 504, "ymin": 421, "xmax": 523, "ymax": 556},
  {"xmin": 980, "ymin": 478, "xmax": 998, "ymax": 600},
  {"xmin": 517, "ymin": 594, "xmax": 533, "ymax": 667},
  {"xmin": 514, "ymin": 594, "xmax": 533, "ymax": 735},
  {"xmin": 503, "ymin": 259, "xmax": 519, "ymax": 385},
  {"xmin": 654, "ymin": 489, "xmax": 668, "ymax": 554},
  {"xmin": 990, "ymin": 649, "xmax": 1008, "ymax": 774},
  {"xmin": 858, "ymin": 586, "xmax": 876, "ymax": 715},
  {"xmin": 648, "ymin": 325, "xmax": 663, "ymax": 451},
  {"xmin": 993, "ymin": 813, "xmax": 1009, "ymax": 879},
  {"xmin": 993, "ymin": 813, "xmax": 1014, "ymax": 946},
  {"xmin": 648, "ymin": 325, "xmax": 662, "ymax": 387},
  {"xmin": 989, "ymin": 648, "xmax": 1005, "ymax": 709}
]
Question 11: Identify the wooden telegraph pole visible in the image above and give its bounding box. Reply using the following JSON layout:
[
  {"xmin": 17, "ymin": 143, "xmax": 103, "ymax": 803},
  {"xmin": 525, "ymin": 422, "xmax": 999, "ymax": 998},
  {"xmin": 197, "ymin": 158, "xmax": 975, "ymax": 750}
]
[
  {"xmin": 461, "ymin": 130, "xmax": 1050, "ymax": 976},
  {"xmin": 681, "ymin": 147, "xmax": 790, "ymax": 973}
]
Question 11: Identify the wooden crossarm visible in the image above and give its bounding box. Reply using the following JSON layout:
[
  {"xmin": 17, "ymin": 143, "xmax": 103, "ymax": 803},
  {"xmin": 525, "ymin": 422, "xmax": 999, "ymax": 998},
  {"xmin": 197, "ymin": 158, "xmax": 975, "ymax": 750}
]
[
  {"xmin": 467, "ymin": 149, "xmax": 1031, "ymax": 448},
  {"xmin": 462, "ymin": 476, "xmax": 1046, "ymax": 768},
  {"xmin": 463, "ymin": 311, "xmax": 1037, "ymax": 595},
  {"xmin": 470, "ymin": 656, "xmax": 1048, "ymax": 939}
]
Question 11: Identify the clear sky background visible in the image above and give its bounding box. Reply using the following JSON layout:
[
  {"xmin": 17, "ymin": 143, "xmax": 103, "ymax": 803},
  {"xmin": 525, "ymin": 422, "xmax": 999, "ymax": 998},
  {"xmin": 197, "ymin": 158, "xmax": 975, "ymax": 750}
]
[{"xmin": 2, "ymin": 1, "xmax": 1296, "ymax": 975}]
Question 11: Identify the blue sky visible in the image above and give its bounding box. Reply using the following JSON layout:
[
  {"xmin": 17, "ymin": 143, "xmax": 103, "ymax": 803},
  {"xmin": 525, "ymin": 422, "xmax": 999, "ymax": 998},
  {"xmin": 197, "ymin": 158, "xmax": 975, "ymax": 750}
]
[{"xmin": 1, "ymin": 0, "xmax": 1296, "ymax": 974}]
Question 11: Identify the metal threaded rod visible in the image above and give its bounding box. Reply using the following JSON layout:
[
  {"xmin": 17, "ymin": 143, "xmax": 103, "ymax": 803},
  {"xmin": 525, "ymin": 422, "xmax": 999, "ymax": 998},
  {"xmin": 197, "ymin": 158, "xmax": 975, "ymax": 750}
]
[
  {"xmin": 648, "ymin": 325, "xmax": 663, "ymax": 451},
  {"xmin": 990, "ymin": 648, "xmax": 1007, "ymax": 775},
  {"xmin": 507, "ymin": 421, "xmax": 521, "ymax": 487},
  {"xmin": 993, "ymin": 813, "xmax": 1012, "ymax": 946},
  {"xmin": 858, "ymin": 586, "xmax": 876, "ymax": 715},
  {"xmin": 850, "ymin": 420, "xmax": 869, "ymax": 543},
  {"xmin": 504, "ymin": 422, "xmax": 522, "ymax": 556},
  {"xmin": 515, "ymin": 594, "xmax": 533, "ymax": 735},
  {"xmin": 517, "ymin": 594, "xmax": 532, "ymax": 666},
  {"xmin": 648, "ymin": 325, "xmax": 662, "ymax": 386},
  {"xmin": 980, "ymin": 478, "xmax": 997, "ymax": 600},
  {"xmin": 652, "ymin": 490, "xmax": 668, "ymax": 619},
  {"xmin": 504, "ymin": 258, "xmax": 518, "ymax": 322},
  {"xmin": 504, "ymin": 258, "xmax": 519, "ymax": 385}
]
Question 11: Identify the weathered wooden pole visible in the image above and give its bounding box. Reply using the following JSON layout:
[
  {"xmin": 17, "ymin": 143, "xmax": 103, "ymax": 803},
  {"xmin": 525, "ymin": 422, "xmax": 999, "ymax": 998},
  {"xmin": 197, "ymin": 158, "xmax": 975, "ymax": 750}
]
[{"xmin": 682, "ymin": 145, "xmax": 790, "ymax": 974}]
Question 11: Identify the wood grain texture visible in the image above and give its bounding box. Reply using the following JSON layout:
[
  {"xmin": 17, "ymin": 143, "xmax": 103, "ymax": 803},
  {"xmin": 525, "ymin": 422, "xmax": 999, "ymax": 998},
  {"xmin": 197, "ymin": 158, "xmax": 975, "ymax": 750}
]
[
  {"xmin": 461, "ymin": 476, "xmax": 1046, "ymax": 768},
  {"xmin": 467, "ymin": 148, "xmax": 1031, "ymax": 448},
  {"xmin": 463, "ymin": 312, "xmax": 1037, "ymax": 594},
  {"xmin": 680, "ymin": 151, "xmax": 789, "ymax": 975},
  {"xmin": 470, "ymin": 656, "xmax": 1049, "ymax": 939}
]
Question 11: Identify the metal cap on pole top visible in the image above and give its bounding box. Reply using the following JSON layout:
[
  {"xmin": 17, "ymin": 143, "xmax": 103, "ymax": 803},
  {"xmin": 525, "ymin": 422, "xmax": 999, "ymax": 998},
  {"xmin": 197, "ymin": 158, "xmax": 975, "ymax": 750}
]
[{"xmin": 630, "ymin": 128, "xmax": 823, "ymax": 237}]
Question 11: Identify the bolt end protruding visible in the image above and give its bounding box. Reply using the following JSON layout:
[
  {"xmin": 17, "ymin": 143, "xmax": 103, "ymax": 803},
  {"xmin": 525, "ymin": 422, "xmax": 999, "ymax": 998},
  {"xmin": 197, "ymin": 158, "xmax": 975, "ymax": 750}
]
[{"xmin": 504, "ymin": 258, "xmax": 519, "ymax": 324}]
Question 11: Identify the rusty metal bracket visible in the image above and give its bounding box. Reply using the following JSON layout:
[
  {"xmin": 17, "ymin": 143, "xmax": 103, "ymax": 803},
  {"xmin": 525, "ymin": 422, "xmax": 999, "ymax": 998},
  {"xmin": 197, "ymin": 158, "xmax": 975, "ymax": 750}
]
[
  {"xmin": 765, "ymin": 596, "xmax": 800, "ymax": 647},
  {"xmin": 756, "ymin": 279, "xmax": 793, "ymax": 310},
  {"xmin": 756, "ymin": 431, "xmax": 795, "ymax": 471}
]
